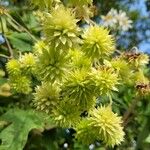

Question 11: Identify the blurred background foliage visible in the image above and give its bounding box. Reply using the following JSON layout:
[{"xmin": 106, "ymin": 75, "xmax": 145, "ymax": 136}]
[{"xmin": 0, "ymin": 0, "xmax": 150, "ymax": 150}]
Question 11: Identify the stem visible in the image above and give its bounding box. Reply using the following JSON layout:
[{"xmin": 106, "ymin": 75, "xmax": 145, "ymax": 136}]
[
  {"xmin": 5, "ymin": 13, "xmax": 38, "ymax": 42},
  {"xmin": 0, "ymin": 17, "xmax": 13, "ymax": 58},
  {"xmin": 88, "ymin": 19, "xmax": 97, "ymax": 26},
  {"xmin": 108, "ymin": 94, "xmax": 113, "ymax": 106},
  {"xmin": 0, "ymin": 54, "xmax": 10, "ymax": 59},
  {"xmin": 115, "ymin": 49, "xmax": 122, "ymax": 55},
  {"xmin": 123, "ymin": 97, "xmax": 138, "ymax": 127},
  {"xmin": 5, "ymin": 37, "xmax": 13, "ymax": 58}
]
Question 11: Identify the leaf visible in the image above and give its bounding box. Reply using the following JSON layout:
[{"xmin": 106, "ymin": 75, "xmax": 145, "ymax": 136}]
[
  {"xmin": 145, "ymin": 134, "xmax": 150, "ymax": 143},
  {"xmin": 7, "ymin": 32, "xmax": 33, "ymax": 52},
  {"xmin": 0, "ymin": 109, "xmax": 55, "ymax": 150}
]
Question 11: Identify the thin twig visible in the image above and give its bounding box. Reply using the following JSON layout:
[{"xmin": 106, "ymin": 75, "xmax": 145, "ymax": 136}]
[
  {"xmin": 0, "ymin": 17, "xmax": 13, "ymax": 58},
  {"xmin": 0, "ymin": 54, "xmax": 10, "ymax": 59},
  {"xmin": 115, "ymin": 49, "xmax": 122, "ymax": 55},
  {"xmin": 5, "ymin": 13, "xmax": 38, "ymax": 42},
  {"xmin": 5, "ymin": 37, "xmax": 13, "ymax": 58}
]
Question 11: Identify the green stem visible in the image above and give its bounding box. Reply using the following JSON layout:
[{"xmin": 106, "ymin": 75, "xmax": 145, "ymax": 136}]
[{"xmin": 108, "ymin": 94, "xmax": 113, "ymax": 106}]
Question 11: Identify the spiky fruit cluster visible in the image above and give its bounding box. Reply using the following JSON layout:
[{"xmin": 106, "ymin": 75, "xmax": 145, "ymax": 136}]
[
  {"xmin": 82, "ymin": 26, "xmax": 115, "ymax": 60},
  {"xmin": 35, "ymin": 47, "xmax": 68, "ymax": 83},
  {"xmin": 33, "ymin": 82, "xmax": 60, "ymax": 114},
  {"xmin": 69, "ymin": 49, "xmax": 91, "ymax": 70},
  {"xmin": 6, "ymin": 53, "xmax": 36, "ymax": 94},
  {"xmin": 51, "ymin": 98, "xmax": 81, "ymax": 128},
  {"xmin": 62, "ymin": 69, "xmax": 96, "ymax": 111},
  {"xmin": 89, "ymin": 106, "xmax": 124, "ymax": 147},
  {"xmin": 20, "ymin": 53, "xmax": 36, "ymax": 74},
  {"xmin": 9, "ymin": 76, "xmax": 32, "ymax": 94},
  {"xmin": 75, "ymin": 119, "xmax": 98, "ymax": 145},
  {"xmin": 6, "ymin": 59, "xmax": 21, "ymax": 76},
  {"xmin": 108, "ymin": 58, "xmax": 133, "ymax": 84},
  {"xmin": 43, "ymin": 5, "xmax": 80, "ymax": 50},
  {"xmin": 93, "ymin": 67, "xmax": 119, "ymax": 96},
  {"xmin": 76, "ymin": 106, "xmax": 125, "ymax": 147}
]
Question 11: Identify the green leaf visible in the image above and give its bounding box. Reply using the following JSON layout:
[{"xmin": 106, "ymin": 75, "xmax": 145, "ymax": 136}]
[
  {"xmin": 145, "ymin": 134, "xmax": 150, "ymax": 143},
  {"xmin": 0, "ymin": 109, "xmax": 55, "ymax": 150},
  {"xmin": 7, "ymin": 32, "xmax": 33, "ymax": 52}
]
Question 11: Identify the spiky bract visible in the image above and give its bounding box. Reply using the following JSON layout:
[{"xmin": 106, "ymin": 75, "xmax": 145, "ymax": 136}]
[
  {"xmin": 51, "ymin": 98, "xmax": 81, "ymax": 128},
  {"xmin": 43, "ymin": 5, "xmax": 80, "ymax": 50},
  {"xmin": 9, "ymin": 76, "xmax": 32, "ymax": 94},
  {"xmin": 69, "ymin": 49, "xmax": 91, "ymax": 70},
  {"xmin": 62, "ymin": 69, "xmax": 96, "ymax": 111},
  {"xmin": 35, "ymin": 47, "xmax": 68, "ymax": 82},
  {"xmin": 82, "ymin": 26, "xmax": 115, "ymax": 60},
  {"xmin": 110, "ymin": 58, "xmax": 133, "ymax": 83},
  {"xmin": 89, "ymin": 106, "xmax": 125, "ymax": 147},
  {"xmin": 33, "ymin": 40, "xmax": 49, "ymax": 54},
  {"xmin": 6, "ymin": 59, "xmax": 21, "ymax": 76},
  {"xmin": 75, "ymin": 119, "xmax": 98, "ymax": 145},
  {"xmin": 33, "ymin": 82, "xmax": 60, "ymax": 114},
  {"xmin": 133, "ymin": 70, "xmax": 149, "ymax": 85},
  {"xmin": 93, "ymin": 67, "xmax": 119, "ymax": 95},
  {"xmin": 20, "ymin": 53, "xmax": 36, "ymax": 74}
]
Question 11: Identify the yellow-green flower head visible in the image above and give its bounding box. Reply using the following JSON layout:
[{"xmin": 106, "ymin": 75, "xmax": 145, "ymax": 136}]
[
  {"xmin": 109, "ymin": 58, "xmax": 133, "ymax": 83},
  {"xmin": 67, "ymin": 0, "xmax": 93, "ymax": 6},
  {"xmin": 75, "ymin": 119, "xmax": 98, "ymax": 145},
  {"xmin": 82, "ymin": 25, "xmax": 115, "ymax": 60},
  {"xmin": 73, "ymin": 5, "xmax": 95, "ymax": 21},
  {"xmin": 9, "ymin": 76, "xmax": 32, "ymax": 94},
  {"xmin": 6, "ymin": 59, "xmax": 21, "ymax": 76},
  {"xmin": 35, "ymin": 48, "xmax": 68, "ymax": 83},
  {"xmin": 89, "ymin": 106, "xmax": 125, "ymax": 147},
  {"xmin": 20, "ymin": 53, "xmax": 36, "ymax": 74},
  {"xmin": 69, "ymin": 49, "xmax": 91, "ymax": 70},
  {"xmin": 123, "ymin": 51, "xmax": 149, "ymax": 68},
  {"xmin": 136, "ymin": 82, "xmax": 150, "ymax": 96},
  {"xmin": 134, "ymin": 70, "xmax": 149, "ymax": 85},
  {"xmin": 51, "ymin": 98, "xmax": 81, "ymax": 128},
  {"xmin": 43, "ymin": 5, "xmax": 81, "ymax": 50},
  {"xmin": 33, "ymin": 82, "xmax": 60, "ymax": 114},
  {"xmin": 62, "ymin": 69, "xmax": 96, "ymax": 111},
  {"xmin": 93, "ymin": 67, "xmax": 119, "ymax": 96}
]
